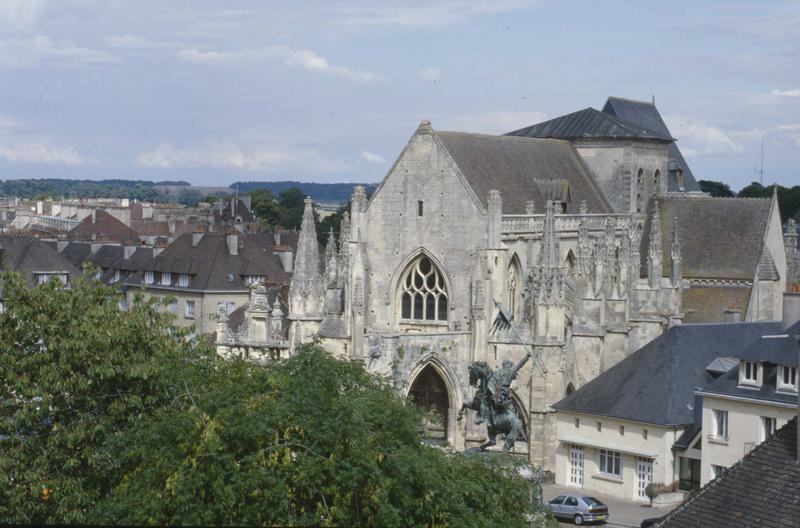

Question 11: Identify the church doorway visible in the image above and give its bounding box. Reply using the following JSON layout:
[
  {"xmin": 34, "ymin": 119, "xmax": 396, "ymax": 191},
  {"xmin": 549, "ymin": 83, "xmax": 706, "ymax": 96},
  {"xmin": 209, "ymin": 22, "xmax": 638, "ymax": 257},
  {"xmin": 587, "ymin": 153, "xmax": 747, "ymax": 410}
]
[{"xmin": 408, "ymin": 365, "xmax": 450, "ymax": 445}]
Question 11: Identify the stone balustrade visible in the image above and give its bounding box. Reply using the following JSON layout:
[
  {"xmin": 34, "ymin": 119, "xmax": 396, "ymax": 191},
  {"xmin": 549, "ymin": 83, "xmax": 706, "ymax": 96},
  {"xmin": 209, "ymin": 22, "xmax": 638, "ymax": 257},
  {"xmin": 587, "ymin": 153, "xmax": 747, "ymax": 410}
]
[{"xmin": 501, "ymin": 214, "xmax": 633, "ymax": 234}]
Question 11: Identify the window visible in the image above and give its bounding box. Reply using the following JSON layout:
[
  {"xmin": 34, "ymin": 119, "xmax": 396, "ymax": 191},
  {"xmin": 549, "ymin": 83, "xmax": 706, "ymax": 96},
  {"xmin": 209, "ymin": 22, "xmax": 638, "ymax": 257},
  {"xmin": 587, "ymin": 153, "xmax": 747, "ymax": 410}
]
[
  {"xmin": 712, "ymin": 409, "xmax": 728, "ymax": 438},
  {"xmin": 596, "ymin": 422, "xmax": 602, "ymax": 432},
  {"xmin": 642, "ymin": 429, "xmax": 649, "ymax": 440},
  {"xmin": 564, "ymin": 497, "xmax": 578, "ymax": 507},
  {"xmin": 110, "ymin": 269, "xmax": 120, "ymax": 283},
  {"xmin": 144, "ymin": 270, "xmax": 154, "ymax": 285},
  {"xmin": 178, "ymin": 273, "xmax": 189, "ymax": 287},
  {"xmin": 399, "ymin": 255, "xmax": 448, "ymax": 321},
  {"xmin": 778, "ymin": 365, "xmax": 798, "ymax": 391},
  {"xmin": 160, "ymin": 272, "xmax": 171, "ymax": 286},
  {"xmin": 711, "ymin": 464, "xmax": 726, "ymax": 480},
  {"xmin": 619, "ymin": 425, "xmax": 625, "ymax": 436},
  {"xmin": 740, "ymin": 360, "xmax": 760, "ymax": 386},
  {"xmin": 185, "ymin": 300, "xmax": 196, "ymax": 319},
  {"xmin": 417, "ymin": 200, "xmax": 424, "ymax": 217},
  {"xmin": 168, "ymin": 300, "xmax": 177, "ymax": 314},
  {"xmin": 244, "ymin": 275, "xmax": 264, "ymax": 286},
  {"xmin": 598, "ymin": 449, "xmax": 622, "ymax": 476},
  {"xmin": 761, "ymin": 416, "xmax": 776, "ymax": 441},
  {"xmin": 653, "ymin": 169, "xmax": 661, "ymax": 191},
  {"xmin": 550, "ymin": 496, "xmax": 565, "ymax": 506}
]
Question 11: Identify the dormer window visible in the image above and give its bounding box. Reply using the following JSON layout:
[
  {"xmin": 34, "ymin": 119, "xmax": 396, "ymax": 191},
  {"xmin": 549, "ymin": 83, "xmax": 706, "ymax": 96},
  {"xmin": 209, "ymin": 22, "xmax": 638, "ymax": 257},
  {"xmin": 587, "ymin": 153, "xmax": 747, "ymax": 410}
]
[
  {"xmin": 178, "ymin": 273, "xmax": 189, "ymax": 287},
  {"xmin": 739, "ymin": 360, "xmax": 761, "ymax": 387},
  {"xmin": 161, "ymin": 272, "xmax": 171, "ymax": 286},
  {"xmin": 778, "ymin": 365, "xmax": 798, "ymax": 392},
  {"xmin": 144, "ymin": 270, "xmax": 154, "ymax": 285}
]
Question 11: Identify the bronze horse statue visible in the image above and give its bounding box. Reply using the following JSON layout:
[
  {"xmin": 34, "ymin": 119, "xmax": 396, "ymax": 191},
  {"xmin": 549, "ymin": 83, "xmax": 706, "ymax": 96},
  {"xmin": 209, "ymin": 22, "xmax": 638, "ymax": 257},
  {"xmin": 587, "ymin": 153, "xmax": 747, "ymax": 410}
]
[{"xmin": 458, "ymin": 354, "xmax": 530, "ymax": 452}]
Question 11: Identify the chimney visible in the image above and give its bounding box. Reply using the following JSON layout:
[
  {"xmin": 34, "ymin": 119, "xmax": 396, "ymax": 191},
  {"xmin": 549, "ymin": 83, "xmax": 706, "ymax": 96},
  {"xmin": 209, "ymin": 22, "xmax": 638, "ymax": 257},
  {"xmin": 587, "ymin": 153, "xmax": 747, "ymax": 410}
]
[
  {"xmin": 226, "ymin": 229, "xmax": 239, "ymax": 256},
  {"xmin": 782, "ymin": 292, "xmax": 800, "ymax": 331},
  {"xmin": 724, "ymin": 306, "xmax": 742, "ymax": 322},
  {"xmin": 91, "ymin": 209, "xmax": 96, "ymax": 224},
  {"xmin": 273, "ymin": 231, "xmax": 281, "ymax": 245}
]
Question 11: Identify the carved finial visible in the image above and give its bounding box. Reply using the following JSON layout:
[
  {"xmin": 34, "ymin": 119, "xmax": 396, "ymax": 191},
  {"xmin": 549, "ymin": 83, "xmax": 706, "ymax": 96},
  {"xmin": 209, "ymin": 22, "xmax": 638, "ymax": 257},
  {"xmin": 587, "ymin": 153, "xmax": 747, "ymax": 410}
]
[
  {"xmin": 325, "ymin": 227, "xmax": 337, "ymax": 258},
  {"xmin": 579, "ymin": 199, "xmax": 588, "ymax": 215},
  {"xmin": 488, "ymin": 190, "xmax": 502, "ymax": 212},
  {"xmin": 417, "ymin": 120, "xmax": 433, "ymax": 135},
  {"xmin": 647, "ymin": 200, "xmax": 663, "ymax": 288},
  {"xmin": 525, "ymin": 200, "xmax": 535, "ymax": 215}
]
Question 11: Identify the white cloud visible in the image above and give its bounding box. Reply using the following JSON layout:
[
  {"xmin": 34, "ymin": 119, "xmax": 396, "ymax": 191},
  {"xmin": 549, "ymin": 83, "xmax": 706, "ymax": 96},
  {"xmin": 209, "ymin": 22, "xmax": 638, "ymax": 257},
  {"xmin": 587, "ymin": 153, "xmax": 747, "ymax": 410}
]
[
  {"xmin": 360, "ymin": 150, "xmax": 386, "ymax": 163},
  {"xmin": 136, "ymin": 137, "xmax": 351, "ymax": 174},
  {"xmin": 665, "ymin": 115, "xmax": 765, "ymax": 157},
  {"xmin": 105, "ymin": 33, "xmax": 179, "ymax": 50},
  {"xmin": 0, "ymin": 35, "xmax": 113, "ymax": 68},
  {"xmin": 0, "ymin": 0, "xmax": 47, "ymax": 32},
  {"xmin": 339, "ymin": 0, "xmax": 536, "ymax": 28},
  {"xmin": 771, "ymin": 89, "xmax": 800, "ymax": 97},
  {"xmin": 436, "ymin": 109, "xmax": 548, "ymax": 135},
  {"xmin": 0, "ymin": 139, "xmax": 94, "ymax": 166},
  {"xmin": 418, "ymin": 66, "xmax": 442, "ymax": 81},
  {"xmin": 777, "ymin": 123, "xmax": 800, "ymax": 131},
  {"xmin": 0, "ymin": 115, "xmax": 27, "ymax": 129},
  {"xmin": 174, "ymin": 44, "xmax": 385, "ymax": 82}
]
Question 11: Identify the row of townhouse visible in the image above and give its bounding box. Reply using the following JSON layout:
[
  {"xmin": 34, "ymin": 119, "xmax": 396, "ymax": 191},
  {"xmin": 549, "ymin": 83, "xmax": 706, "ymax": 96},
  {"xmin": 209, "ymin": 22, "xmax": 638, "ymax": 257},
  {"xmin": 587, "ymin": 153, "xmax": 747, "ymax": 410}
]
[{"xmin": 551, "ymin": 292, "xmax": 799, "ymax": 503}]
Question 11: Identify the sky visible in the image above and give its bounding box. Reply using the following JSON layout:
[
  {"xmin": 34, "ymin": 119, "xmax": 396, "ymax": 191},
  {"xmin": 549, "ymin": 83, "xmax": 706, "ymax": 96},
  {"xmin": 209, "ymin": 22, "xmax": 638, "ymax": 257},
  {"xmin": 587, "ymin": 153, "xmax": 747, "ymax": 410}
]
[{"xmin": 0, "ymin": 0, "xmax": 799, "ymax": 190}]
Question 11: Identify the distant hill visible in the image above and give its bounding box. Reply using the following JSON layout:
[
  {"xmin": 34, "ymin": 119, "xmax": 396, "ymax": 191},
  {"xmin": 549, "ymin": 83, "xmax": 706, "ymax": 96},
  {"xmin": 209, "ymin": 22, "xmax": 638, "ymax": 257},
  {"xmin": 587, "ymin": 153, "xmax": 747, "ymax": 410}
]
[{"xmin": 232, "ymin": 181, "xmax": 378, "ymax": 203}]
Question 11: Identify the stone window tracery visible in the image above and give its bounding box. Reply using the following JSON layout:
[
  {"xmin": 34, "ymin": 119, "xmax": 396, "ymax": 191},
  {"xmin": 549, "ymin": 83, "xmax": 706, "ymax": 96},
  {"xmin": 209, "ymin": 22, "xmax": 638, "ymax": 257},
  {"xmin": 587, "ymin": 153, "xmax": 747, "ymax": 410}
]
[{"xmin": 399, "ymin": 256, "xmax": 448, "ymax": 321}]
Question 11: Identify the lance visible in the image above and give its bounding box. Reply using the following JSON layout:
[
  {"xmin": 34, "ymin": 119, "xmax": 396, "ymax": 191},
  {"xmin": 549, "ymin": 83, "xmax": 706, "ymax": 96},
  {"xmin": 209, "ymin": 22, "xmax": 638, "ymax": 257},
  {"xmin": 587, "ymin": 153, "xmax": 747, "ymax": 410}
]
[{"xmin": 490, "ymin": 298, "xmax": 546, "ymax": 377}]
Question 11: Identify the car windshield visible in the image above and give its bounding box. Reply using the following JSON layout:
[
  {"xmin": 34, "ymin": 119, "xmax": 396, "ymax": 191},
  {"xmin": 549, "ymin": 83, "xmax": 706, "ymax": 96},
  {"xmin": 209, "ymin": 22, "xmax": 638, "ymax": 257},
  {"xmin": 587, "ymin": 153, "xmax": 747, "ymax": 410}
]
[
  {"xmin": 582, "ymin": 497, "xmax": 604, "ymax": 506},
  {"xmin": 550, "ymin": 496, "xmax": 565, "ymax": 504}
]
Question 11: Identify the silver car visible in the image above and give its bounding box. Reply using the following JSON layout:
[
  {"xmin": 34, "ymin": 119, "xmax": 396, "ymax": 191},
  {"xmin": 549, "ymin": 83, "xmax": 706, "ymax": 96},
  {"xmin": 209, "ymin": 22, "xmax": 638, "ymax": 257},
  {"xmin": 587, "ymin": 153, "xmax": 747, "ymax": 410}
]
[{"xmin": 546, "ymin": 494, "xmax": 609, "ymax": 525}]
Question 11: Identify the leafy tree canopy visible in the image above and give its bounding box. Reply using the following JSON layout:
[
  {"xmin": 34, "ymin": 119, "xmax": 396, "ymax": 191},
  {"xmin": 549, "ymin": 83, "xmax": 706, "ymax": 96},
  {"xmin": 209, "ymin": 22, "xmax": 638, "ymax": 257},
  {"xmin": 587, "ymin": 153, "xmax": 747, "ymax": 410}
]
[
  {"xmin": 698, "ymin": 180, "xmax": 734, "ymax": 198},
  {"xmin": 0, "ymin": 273, "xmax": 550, "ymax": 527}
]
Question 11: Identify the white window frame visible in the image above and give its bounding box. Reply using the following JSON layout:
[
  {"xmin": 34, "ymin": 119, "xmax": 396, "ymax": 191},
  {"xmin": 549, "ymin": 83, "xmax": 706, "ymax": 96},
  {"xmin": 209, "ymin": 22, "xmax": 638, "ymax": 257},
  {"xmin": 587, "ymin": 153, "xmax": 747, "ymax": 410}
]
[
  {"xmin": 144, "ymin": 270, "xmax": 154, "ymax": 285},
  {"xmin": 217, "ymin": 301, "xmax": 235, "ymax": 316},
  {"xmin": 160, "ymin": 272, "xmax": 171, "ymax": 286},
  {"xmin": 761, "ymin": 416, "xmax": 777, "ymax": 442},
  {"xmin": 110, "ymin": 269, "xmax": 120, "ymax": 284},
  {"xmin": 777, "ymin": 365, "xmax": 798, "ymax": 392},
  {"xmin": 185, "ymin": 300, "xmax": 196, "ymax": 319},
  {"xmin": 739, "ymin": 360, "xmax": 761, "ymax": 387},
  {"xmin": 597, "ymin": 449, "xmax": 622, "ymax": 477},
  {"xmin": 711, "ymin": 464, "xmax": 726, "ymax": 480},
  {"xmin": 712, "ymin": 409, "xmax": 728, "ymax": 439},
  {"xmin": 178, "ymin": 273, "xmax": 190, "ymax": 287}
]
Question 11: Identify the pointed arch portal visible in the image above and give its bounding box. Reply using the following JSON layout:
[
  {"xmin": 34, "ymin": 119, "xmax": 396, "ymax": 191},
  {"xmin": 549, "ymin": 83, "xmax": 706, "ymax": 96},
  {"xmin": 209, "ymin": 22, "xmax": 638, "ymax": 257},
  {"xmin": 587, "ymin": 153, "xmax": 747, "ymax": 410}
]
[{"xmin": 408, "ymin": 364, "xmax": 450, "ymax": 445}]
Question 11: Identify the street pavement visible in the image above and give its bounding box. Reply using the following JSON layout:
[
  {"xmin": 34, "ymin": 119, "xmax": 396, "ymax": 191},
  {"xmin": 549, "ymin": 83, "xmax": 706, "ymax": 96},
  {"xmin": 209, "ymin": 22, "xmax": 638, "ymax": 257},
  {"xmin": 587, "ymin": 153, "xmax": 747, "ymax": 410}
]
[{"xmin": 541, "ymin": 483, "xmax": 678, "ymax": 528}]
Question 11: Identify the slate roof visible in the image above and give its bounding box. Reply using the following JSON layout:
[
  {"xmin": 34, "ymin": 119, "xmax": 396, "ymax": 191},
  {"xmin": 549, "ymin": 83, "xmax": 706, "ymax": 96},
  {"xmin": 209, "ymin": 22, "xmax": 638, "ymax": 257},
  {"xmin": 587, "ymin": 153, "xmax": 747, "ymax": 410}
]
[
  {"xmin": 60, "ymin": 242, "xmax": 92, "ymax": 268},
  {"xmin": 552, "ymin": 321, "xmax": 782, "ymax": 426},
  {"xmin": 0, "ymin": 235, "xmax": 81, "ymax": 287},
  {"xmin": 602, "ymin": 97, "xmax": 701, "ymax": 192},
  {"xmin": 120, "ymin": 232, "xmax": 290, "ymax": 291},
  {"xmin": 735, "ymin": 321, "xmax": 800, "ymax": 364},
  {"xmin": 506, "ymin": 107, "xmax": 673, "ymax": 142},
  {"xmin": 681, "ymin": 285, "xmax": 752, "ymax": 324},
  {"xmin": 434, "ymin": 131, "xmax": 614, "ymax": 214},
  {"xmin": 659, "ymin": 417, "xmax": 799, "ymax": 528},
  {"xmin": 641, "ymin": 196, "xmax": 772, "ymax": 280},
  {"xmin": 698, "ymin": 361, "xmax": 799, "ymax": 409},
  {"xmin": 67, "ymin": 209, "xmax": 139, "ymax": 243}
]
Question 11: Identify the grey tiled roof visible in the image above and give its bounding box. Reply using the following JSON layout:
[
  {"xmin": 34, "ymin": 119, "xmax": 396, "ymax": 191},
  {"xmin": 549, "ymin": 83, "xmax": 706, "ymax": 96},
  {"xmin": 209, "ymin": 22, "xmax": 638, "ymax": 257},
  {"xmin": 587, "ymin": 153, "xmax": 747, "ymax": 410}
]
[
  {"xmin": 506, "ymin": 107, "xmax": 673, "ymax": 141},
  {"xmin": 601, "ymin": 97, "xmax": 700, "ymax": 192},
  {"xmin": 67, "ymin": 209, "xmax": 139, "ymax": 242},
  {"xmin": 0, "ymin": 235, "xmax": 81, "ymax": 287},
  {"xmin": 552, "ymin": 321, "xmax": 782, "ymax": 426},
  {"xmin": 434, "ymin": 131, "xmax": 614, "ymax": 214},
  {"xmin": 698, "ymin": 361, "xmax": 799, "ymax": 408},
  {"xmin": 681, "ymin": 285, "xmax": 752, "ymax": 324},
  {"xmin": 735, "ymin": 321, "xmax": 800, "ymax": 364},
  {"xmin": 757, "ymin": 251, "xmax": 780, "ymax": 280},
  {"xmin": 659, "ymin": 417, "xmax": 799, "ymax": 528},
  {"xmin": 641, "ymin": 196, "xmax": 772, "ymax": 280}
]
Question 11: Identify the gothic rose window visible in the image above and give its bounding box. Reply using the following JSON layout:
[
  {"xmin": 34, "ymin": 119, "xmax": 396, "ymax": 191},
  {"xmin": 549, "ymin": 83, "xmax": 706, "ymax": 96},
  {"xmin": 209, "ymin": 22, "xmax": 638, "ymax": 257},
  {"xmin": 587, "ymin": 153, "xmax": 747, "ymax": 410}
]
[{"xmin": 399, "ymin": 256, "xmax": 448, "ymax": 321}]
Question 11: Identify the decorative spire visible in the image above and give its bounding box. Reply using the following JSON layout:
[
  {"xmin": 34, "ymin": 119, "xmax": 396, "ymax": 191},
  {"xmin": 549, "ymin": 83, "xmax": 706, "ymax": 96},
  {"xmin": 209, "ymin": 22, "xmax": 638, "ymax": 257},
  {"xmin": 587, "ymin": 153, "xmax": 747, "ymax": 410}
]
[
  {"xmin": 324, "ymin": 227, "xmax": 339, "ymax": 289},
  {"xmin": 577, "ymin": 216, "xmax": 592, "ymax": 279},
  {"xmin": 647, "ymin": 200, "xmax": 663, "ymax": 288},
  {"xmin": 579, "ymin": 199, "xmax": 588, "ymax": 215},
  {"xmin": 288, "ymin": 197, "xmax": 324, "ymax": 315},
  {"xmin": 785, "ymin": 218, "xmax": 798, "ymax": 284},
  {"xmin": 325, "ymin": 227, "xmax": 337, "ymax": 259},
  {"xmin": 603, "ymin": 217, "xmax": 618, "ymax": 295},
  {"xmin": 670, "ymin": 216, "xmax": 682, "ymax": 286},
  {"xmin": 531, "ymin": 201, "xmax": 565, "ymax": 306},
  {"xmin": 339, "ymin": 212, "xmax": 351, "ymax": 251}
]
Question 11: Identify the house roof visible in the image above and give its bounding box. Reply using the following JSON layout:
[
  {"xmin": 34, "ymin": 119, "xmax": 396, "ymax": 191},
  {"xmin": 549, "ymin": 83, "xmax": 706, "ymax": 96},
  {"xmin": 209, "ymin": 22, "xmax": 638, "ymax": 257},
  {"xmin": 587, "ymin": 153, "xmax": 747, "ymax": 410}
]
[
  {"xmin": 641, "ymin": 196, "xmax": 772, "ymax": 280},
  {"xmin": 552, "ymin": 321, "xmax": 783, "ymax": 426},
  {"xmin": 681, "ymin": 285, "xmax": 752, "ymax": 324},
  {"xmin": 659, "ymin": 417, "xmax": 799, "ymax": 528},
  {"xmin": 60, "ymin": 241, "xmax": 92, "ymax": 268},
  {"xmin": 434, "ymin": 131, "xmax": 614, "ymax": 214},
  {"xmin": 506, "ymin": 107, "xmax": 673, "ymax": 142},
  {"xmin": 67, "ymin": 209, "xmax": 139, "ymax": 243},
  {"xmin": 698, "ymin": 359, "xmax": 799, "ymax": 408},
  {"xmin": 735, "ymin": 321, "xmax": 800, "ymax": 364},
  {"xmin": 0, "ymin": 235, "xmax": 81, "ymax": 287},
  {"xmin": 601, "ymin": 97, "xmax": 700, "ymax": 192}
]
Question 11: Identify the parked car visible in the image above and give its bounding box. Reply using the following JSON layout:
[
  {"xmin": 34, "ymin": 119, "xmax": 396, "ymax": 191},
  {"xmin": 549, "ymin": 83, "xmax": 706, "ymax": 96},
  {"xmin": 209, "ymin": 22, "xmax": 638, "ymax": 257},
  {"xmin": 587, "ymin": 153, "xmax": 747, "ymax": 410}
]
[{"xmin": 546, "ymin": 494, "xmax": 609, "ymax": 525}]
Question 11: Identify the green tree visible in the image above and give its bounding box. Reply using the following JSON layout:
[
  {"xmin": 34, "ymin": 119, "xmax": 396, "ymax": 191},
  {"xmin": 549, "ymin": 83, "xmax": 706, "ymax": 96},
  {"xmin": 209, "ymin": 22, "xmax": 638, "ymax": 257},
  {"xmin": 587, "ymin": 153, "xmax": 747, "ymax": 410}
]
[
  {"xmin": 278, "ymin": 187, "xmax": 306, "ymax": 229},
  {"xmin": 248, "ymin": 188, "xmax": 282, "ymax": 227},
  {"xmin": 698, "ymin": 180, "xmax": 734, "ymax": 198},
  {"xmin": 0, "ymin": 270, "xmax": 212, "ymax": 524},
  {"xmin": 738, "ymin": 181, "xmax": 771, "ymax": 198}
]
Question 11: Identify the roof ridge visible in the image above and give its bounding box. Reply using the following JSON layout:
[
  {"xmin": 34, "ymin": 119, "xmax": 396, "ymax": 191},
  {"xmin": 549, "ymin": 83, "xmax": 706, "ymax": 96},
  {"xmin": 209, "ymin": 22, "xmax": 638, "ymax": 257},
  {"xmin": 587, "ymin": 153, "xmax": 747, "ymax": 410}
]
[
  {"xmin": 607, "ymin": 96, "xmax": 654, "ymax": 106},
  {"xmin": 435, "ymin": 130, "xmax": 570, "ymax": 144}
]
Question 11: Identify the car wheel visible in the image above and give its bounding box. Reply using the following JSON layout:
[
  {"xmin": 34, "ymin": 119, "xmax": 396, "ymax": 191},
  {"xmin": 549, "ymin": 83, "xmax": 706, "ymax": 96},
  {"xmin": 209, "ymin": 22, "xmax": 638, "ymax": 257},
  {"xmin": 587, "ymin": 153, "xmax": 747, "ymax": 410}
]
[{"xmin": 574, "ymin": 513, "xmax": 584, "ymax": 525}]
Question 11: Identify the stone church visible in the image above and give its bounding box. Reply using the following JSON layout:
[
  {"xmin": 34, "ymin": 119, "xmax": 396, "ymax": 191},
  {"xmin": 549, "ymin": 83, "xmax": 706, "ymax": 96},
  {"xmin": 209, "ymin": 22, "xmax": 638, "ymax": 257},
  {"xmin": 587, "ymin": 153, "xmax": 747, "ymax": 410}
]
[{"xmin": 219, "ymin": 97, "xmax": 795, "ymax": 472}]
